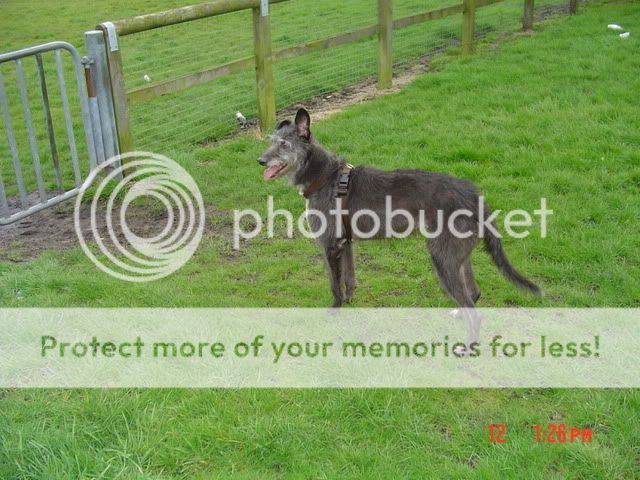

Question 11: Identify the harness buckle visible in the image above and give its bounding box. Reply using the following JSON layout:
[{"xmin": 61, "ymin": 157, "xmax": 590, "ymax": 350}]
[{"xmin": 337, "ymin": 163, "xmax": 353, "ymax": 197}]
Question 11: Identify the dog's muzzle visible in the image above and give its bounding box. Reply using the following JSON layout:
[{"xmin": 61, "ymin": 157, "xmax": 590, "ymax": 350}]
[{"xmin": 258, "ymin": 157, "xmax": 267, "ymax": 166}]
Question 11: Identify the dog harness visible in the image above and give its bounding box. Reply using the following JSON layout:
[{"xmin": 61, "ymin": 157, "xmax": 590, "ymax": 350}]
[{"xmin": 303, "ymin": 163, "xmax": 354, "ymax": 242}]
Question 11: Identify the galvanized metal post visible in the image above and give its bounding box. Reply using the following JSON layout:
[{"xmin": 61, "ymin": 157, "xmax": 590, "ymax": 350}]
[
  {"xmin": 85, "ymin": 30, "xmax": 119, "ymax": 162},
  {"xmin": 83, "ymin": 57, "xmax": 105, "ymax": 168},
  {"xmin": 378, "ymin": 0, "xmax": 393, "ymax": 90},
  {"xmin": 523, "ymin": 0, "xmax": 534, "ymax": 30},
  {"xmin": 462, "ymin": 0, "xmax": 476, "ymax": 54},
  {"xmin": 253, "ymin": 1, "xmax": 276, "ymax": 134},
  {"xmin": 99, "ymin": 22, "xmax": 134, "ymax": 154}
]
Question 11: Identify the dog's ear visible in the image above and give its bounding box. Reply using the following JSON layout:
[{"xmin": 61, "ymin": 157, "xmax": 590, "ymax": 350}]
[
  {"xmin": 276, "ymin": 119, "xmax": 291, "ymax": 130},
  {"xmin": 295, "ymin": 108, "xmax": 311, "ymax": 140}
]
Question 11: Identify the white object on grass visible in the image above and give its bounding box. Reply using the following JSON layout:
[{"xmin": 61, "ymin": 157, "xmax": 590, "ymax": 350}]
[
  {"xmin": 620, "ymin": 32, "xmax": 630, "ymax": 39},
  {"xmin": 143, "ymin": 74, "xmax": 151, "ymax": 82},
  {"xmin": 607, "ymin": 24, "xmax": 623, "ymax": 30},
  {"xmin": 236, "ymin": 111, "xmax": 248, "ymax": 127}
]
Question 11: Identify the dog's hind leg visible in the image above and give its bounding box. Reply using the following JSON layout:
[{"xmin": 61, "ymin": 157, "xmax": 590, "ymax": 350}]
[
  {"xmin": 449, "ymin": 260, "xmax": 481, "ymax": 320},
  {"xmin": 429, "ymin": 239, "xmax": 481, "ymax": 349},
  {"xmin": 461, "ymin": 259, "xmax": 481, "ymax": 304},
  {"xmin": 430, "ymin": 253, "xmax": 475, "ymax": 309},
  {"xmin": 341, "ymin": 241, "xmax": 356, "ymax": 303},
  {"xmin": 428, "ymin": 236, "xmax": 477, "ymax": 307}
]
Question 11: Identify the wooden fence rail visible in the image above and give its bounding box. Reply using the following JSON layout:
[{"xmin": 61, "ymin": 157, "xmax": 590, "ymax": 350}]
[
  {"xmin": 108, "ymin": 0, "xmax": 291, "ymax": 36},
  {"xmin": 98, "ymin": 0, "xmax": 575, "ymax": 152}
]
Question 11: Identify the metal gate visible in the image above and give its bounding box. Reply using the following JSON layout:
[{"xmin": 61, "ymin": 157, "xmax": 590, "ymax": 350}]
[{"xmin": 0, "ymin": 36, "xmax": 118, "ymax": 225}]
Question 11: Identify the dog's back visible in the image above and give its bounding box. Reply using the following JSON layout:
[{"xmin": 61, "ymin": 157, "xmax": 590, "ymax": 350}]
[{"xmin": 348, "ymin": 166, "xmax": 482, "ymax": 235}]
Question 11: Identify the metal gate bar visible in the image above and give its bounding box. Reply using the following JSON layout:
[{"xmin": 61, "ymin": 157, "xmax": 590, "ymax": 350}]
[
  {"xmin": 0, "ymin": 41, "xmax": 98, "ymax": 225},
  {"xmin": 15, "ymin": 57, "xmax": 47, "ymax": 203},
  {"xmin": 35, "ymin": 53, "xmax": 63, "ymax": 193},
  {"xmin": 0, "ymin": 164, "xmax": 7, "ymax": 218},
  {"xmin": 54, "ymin": 50, "xmax": 82, "ymax": 187},
  {"xmin": 0, "ymin": 71, "xmax": 27, "ymax": 210}
]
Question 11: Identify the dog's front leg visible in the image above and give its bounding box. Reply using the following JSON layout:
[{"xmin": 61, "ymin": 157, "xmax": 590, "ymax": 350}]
[
  {"xmin": 324, "ymin": 243, "xmax": 344, "ymax": 308},
  {"xmin": 341, "ymin": 241, "xmax": 356, "ymax": 303}
]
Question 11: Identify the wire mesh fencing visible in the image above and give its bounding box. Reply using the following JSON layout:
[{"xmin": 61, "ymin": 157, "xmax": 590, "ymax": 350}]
[
  {"xmin": 119, "ymin": 9, "xmax": 257, "ymax": 151},
  {"xmin": 270, "ymin": 0, "xmax": 378, "ymax": 112},
  {"xmin": 394, "ymin": 0, "xmax": 462, "ymax": 69},
  {"xmin": 110, "ymin": 0, "xmax": 583, "ymax": 153}
]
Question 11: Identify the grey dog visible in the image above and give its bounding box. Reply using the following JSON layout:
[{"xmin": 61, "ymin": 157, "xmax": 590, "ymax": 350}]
[{"xmin": 258, "ymin": 108, "xmax": 542, "ymax": 313}]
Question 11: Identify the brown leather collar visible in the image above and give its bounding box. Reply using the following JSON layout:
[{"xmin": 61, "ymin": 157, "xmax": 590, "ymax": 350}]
[{"xmin": 303, "ymin": 163, "xmax": 353, "ymax": 198}]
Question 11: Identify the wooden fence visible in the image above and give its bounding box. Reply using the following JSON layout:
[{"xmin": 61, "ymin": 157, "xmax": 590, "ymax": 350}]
[{"xmin": 98, "ymin": 0, "xmax": 579, "ymax": 153}]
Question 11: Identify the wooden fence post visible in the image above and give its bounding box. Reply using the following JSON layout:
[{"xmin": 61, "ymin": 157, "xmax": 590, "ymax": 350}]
[
  {"xmin": 569, "ymin": 0, "xmax": 578, "ymax": 15},
  {"xmin": 99, "ymin": 23, "xmax": 134, "ymax": 154},
  {"xmin": 378, "ymin": 0, "xmax": 393, "ymax": 90},
  {"xmin": 523, "ymin": 0, "xmax": 534, "ymax": 30},
  {"xmin": 462, "ymin": 0, "xmax": 476, "ymax": 54},
  {"xmin": 253, "ymin": 3, "xmax": 276, "ymax": 134}
]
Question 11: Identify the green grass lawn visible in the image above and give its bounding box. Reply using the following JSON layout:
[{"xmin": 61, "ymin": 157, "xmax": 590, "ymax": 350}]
[{"xmin": 1, "ymin": 1, "xmax": 640, "ymax": 478}]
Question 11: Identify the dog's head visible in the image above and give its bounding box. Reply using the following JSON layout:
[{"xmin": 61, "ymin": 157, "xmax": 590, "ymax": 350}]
[{"xmin": 258, "ymin": 108, "xmax": 312, "ymax": 181}]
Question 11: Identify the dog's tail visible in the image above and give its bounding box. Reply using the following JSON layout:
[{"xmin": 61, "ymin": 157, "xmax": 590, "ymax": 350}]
[{"xmin": 484, "ymin": 228, "xmax": 543, "ymax": 296}]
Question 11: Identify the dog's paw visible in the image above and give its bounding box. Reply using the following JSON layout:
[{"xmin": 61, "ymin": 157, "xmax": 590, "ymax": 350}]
[
  {"xmin": 453, "ymin": 343, "xmax": 475, "ymax": 358},
  {"xmin": 343, "ymin": 284, "xmax": 356, "ymax": 303},
  {"xmin": 452, "ymin": 344, "xmax": 466, "ymax": 357}
]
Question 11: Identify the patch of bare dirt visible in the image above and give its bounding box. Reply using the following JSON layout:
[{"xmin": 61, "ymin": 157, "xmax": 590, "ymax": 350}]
[
  {"xmin": 536, "ymin": 3, "xmax": 571, "ymax": 20},
  {"xmin": 276, "ymin": 47, "xmax": 453, "ymax": 123},
  {"xmin": 0, "ymin": 193, "xmax": 228, "ymax": 262}
]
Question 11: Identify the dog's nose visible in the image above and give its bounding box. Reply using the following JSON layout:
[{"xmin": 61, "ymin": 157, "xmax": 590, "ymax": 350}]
[{"xmin": 258, "ymin": 157, "xmax": 267, "ymax": 166}]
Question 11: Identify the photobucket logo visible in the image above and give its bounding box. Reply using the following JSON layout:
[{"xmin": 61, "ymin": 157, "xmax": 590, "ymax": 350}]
[
  {"xmin": 233, "ymin": 196, "xmax": 552, "ymax": 249},
  {"xmin": 74, "ymin": 152, "xmax": 205, "ymax": 282}
]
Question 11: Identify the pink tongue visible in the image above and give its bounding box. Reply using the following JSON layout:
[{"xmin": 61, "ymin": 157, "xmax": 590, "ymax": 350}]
[{"xmin": 263, "ymin": 165, "xmax": 281, "ymax": 180}]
